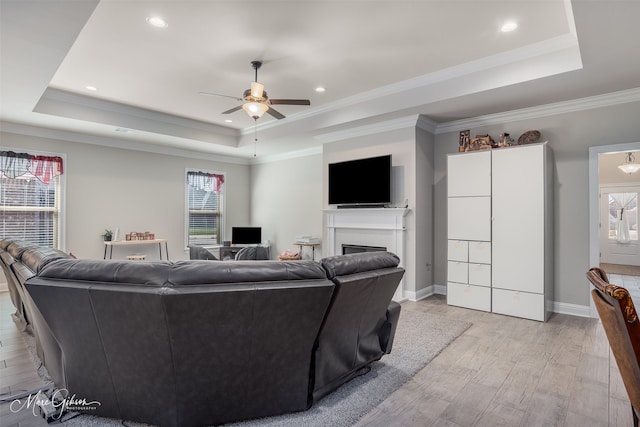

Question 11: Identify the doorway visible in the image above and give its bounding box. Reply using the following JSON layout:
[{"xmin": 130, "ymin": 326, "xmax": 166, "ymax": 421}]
[
  {"xmin": 585, "ymin": 142, "xmax": 640, "ymax": 317},
  {"xmin": 589, "ymin": 143, "xmax": 640, "ymax": 317}
]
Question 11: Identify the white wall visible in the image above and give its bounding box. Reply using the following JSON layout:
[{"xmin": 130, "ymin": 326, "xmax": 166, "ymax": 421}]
[
  {"xmin": 250, "ymin": 153, "xmax": 323, "ymax": 260},
  {"xmin": 322, "ymin": 126, "xmax": 421, "ymax": 296},
  {"xmin": 433, "ymin": 101, "xmax": 640, "ymax": 307},
  {"xmin": 415, "ymin": 126, "xmax": 435, "ymax": 296},
  {"xmin": 1, "ymin": 131, "xmax": 251, "ymax": 260}
]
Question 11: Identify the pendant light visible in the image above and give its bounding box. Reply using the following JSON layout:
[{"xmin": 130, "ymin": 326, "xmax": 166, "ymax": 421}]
[{"xmin": 618, "ymin": 152, "xmax": 640, "ymax": 174}]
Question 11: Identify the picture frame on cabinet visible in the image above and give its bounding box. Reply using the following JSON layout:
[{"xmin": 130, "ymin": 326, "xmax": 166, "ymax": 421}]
[{"xmin": 459, "ymin": 130, "xmax": 470, "ymax": 152}]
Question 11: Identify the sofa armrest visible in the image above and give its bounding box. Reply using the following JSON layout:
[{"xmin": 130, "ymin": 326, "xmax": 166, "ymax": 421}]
[{"xmin": 379, "ymin": 301, "xmax": 401, "ymax": 354}]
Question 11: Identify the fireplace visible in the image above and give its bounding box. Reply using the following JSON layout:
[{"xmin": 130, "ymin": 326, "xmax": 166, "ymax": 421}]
[
  {"xmin": 324, "ymin": 207, "xmax": 409, "ymax": 301},
  {"xmin": 342, "ymin": 244, "xmax": 386, "ymax": 255}
]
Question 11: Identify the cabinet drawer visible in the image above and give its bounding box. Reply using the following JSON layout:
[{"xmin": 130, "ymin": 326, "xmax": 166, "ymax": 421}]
[
  {"xmin": 468, "ymin": 263, "xmax": 491, "ymax": 287},
  {"xmin": 447, "ymin": 282, "xmax": 491, "ymax": 312},
  {"xmin": 469, "ymin": 241, "xmax": 491, "ymax": 264},
  {"xmin": 448, "ymin": 240, "xmax": 468, "ymax": 262},
  {"xmin": 447, "ymin": 261, "xmax": 468, "ymax": 284},
  {"xmin": 492, "ymin": 288, "xmax": 545, "ymax": 321}
]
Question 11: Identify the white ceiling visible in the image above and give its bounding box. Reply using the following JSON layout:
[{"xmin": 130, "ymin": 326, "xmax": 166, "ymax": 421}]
[{"xmin": 1, "ymin": 0, "xmax": 640, "ymax": 161}]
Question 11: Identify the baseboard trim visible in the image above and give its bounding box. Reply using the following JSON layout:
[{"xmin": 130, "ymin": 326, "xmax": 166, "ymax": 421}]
[
  {"xmin": 552, "ymin": 301, "xmax": 592, "ymax": 318},
  {"xmin": 434, "ymin": 284, "xmax": 447, "ymax": 295},
  {"xmin": 430, "ymin": 284, "xmax": 592, "ymax": 317},
  {"xmin": 404, "ymin": 285, "xmax": 436, "ymax": 301}
]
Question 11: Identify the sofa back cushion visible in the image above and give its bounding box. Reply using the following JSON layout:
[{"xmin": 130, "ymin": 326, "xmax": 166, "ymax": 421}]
[
  {"xmin": 39, "ymin": 258, "xmax": 172, "ymax": 286},
  {"xmin": 169, "ymin": 259, "xmax": 326, "ymax": 285}
]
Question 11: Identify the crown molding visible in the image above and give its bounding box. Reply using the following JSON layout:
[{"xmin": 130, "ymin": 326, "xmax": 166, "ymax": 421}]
[
  {"xmin": 315, "ymin": 115, "xmax": 422, "ymax": 144},
  {"xmin": 0, "ymin": 121, "xmax": 251, "ymax": 165},
  {"xmin": 435, "ymin": 87, "xmax": 640, "ymax": 134},
  {"xmin": 417, "ymin": 115, "xmax": 438, "ymax": 133}
]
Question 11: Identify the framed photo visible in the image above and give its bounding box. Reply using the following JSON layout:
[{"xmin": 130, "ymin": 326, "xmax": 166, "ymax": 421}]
[{"xmin": 459, "ymin": 130, "xmax": 470, "ymax": 151}]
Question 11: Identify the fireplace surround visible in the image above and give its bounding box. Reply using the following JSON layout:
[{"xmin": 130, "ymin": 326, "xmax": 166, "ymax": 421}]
[{"xmin": 324, "ymin": 207, "xmax": 409, "ymax": 300}]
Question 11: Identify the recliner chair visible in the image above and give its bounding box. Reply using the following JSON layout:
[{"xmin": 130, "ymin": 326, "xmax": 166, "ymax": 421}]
[
  {"xmin": 234, "ymin": 246, "xmax": 269, "ymax": 260},
  {"xmin": 188, "ymin": 245, "xmax": 218, "ymax": 260},
  {"xmin": 313, "ymin": 251, "xmax": 404, "ymax": 402}
]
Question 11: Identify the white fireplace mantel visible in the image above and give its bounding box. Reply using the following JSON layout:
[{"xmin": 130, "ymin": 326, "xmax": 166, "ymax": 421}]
[{"xmin": 324, "ymin": 207, "xmax": 409, "ymax": 300}]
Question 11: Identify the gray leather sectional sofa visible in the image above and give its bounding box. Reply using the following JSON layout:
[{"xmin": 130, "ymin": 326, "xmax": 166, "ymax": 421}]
[{"xmin": 0, "ymin": 238, "xmax": 404, "ymax": 426}]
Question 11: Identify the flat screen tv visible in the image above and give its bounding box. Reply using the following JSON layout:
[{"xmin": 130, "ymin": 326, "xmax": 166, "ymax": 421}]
[
  {"xmin": 328, "ymin": 155, "xmax": 391, "ymax": 206},
  {"xmin": 232, "ymin": 227, "xmax": 262, "ymax": 244}
]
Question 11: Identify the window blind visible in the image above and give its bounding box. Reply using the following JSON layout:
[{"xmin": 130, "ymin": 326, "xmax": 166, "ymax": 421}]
[
  {"xmin": 0, "ymin": 174, "xmax": 58, "ymax": 247},
  {"xmin": 186, "ymin": 171, "xmax": 223, "ymax": 246}
]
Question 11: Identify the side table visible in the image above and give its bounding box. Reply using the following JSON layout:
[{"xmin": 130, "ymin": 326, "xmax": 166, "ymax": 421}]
[
  {"xmin": 293, "ymin": 243, "xmax": 320, "ymax": 261},
  {"xmin": 104, "ymin": 239, "xmax": 169, "ymax": 260}
]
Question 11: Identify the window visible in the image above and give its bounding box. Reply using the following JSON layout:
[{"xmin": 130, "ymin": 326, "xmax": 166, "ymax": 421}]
[
  {"xmin": 608, "ymin": 192, "xmax": 638, "ymax": 242},
  {"xmin": 0, "ymin": 151, "xmax": 64, "ymax": 248},
  {"xmin": 185, "ymin": 170, "xmax": 224, "ymax": 247}
]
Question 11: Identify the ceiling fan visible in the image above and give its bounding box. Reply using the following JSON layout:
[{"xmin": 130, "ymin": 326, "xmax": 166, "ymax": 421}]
[{"xmin": 199, "ymin": 61, "xmax": 310, "ymax": 121}]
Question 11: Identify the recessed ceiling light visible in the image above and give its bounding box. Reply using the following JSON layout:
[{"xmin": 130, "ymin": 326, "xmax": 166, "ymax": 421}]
[
  {"xmin": 501, "ymin": 21, "xmax": 518, "ymax": 33},
  {"xmin": 224, "ymin": 119, "xmax": 233, "ymax": 123},
  {"xmin": 146, "ymin": 16, "xmax": 168, "ymax": 28},
  {"xmin": 85, "ymin": 85, "xmax": 97, "ymax": 91},
  {"xmin": 315, "ymin": 86, "xmax": 326, "ymax": 93}
]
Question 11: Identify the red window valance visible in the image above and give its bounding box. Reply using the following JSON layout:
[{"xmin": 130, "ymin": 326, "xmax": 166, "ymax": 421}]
[{"xmin": 187, "ymin": 171, "xmax": 224, "ymax": 192}]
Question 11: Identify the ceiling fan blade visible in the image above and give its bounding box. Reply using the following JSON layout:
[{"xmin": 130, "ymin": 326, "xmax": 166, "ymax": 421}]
[
  {"xmin": 269, "ymin": 99, "xmax": 311, "ymax": 106},
  {"xmin": 199, "ymin": 91, "xmax": 243, "ymax": 101},
  {"xmin": 266, "ymin": 107, "xmax": 286, "ymax": 120},
  {"xmin": 221, "ymin": 105, "xmax": 243, "ymax": 114}
]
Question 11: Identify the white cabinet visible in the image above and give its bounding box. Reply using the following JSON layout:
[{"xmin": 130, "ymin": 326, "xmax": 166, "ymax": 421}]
[{"xmin": 447, "ymin": 143, "xmax": 552, "ymax": 321}]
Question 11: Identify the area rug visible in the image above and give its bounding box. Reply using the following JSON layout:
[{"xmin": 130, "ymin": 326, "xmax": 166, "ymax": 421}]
[
  {"xmin": 19, "ymin": 307, "xmax": 471, "ymax": 427},
  {"xmin": 600, "ymin": 263, "xmax": 640, "ymax": 276}
]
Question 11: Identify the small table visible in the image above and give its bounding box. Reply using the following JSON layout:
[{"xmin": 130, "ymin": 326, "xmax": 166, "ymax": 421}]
[
  {"xmin": 104, "ymin": 239, "xmax": 169, "ymax": 260},
  {"xmin": 293, "ymin": 243, "xmax": 320, "ymax": 261}
]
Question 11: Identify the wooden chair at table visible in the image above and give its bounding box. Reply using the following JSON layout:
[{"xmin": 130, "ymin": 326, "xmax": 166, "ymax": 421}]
[{"xmin": 587, "ymin": 267, "xmax": 640, "ymax": 426}]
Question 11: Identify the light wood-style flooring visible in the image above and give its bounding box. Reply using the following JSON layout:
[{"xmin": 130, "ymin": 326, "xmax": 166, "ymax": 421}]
[
  {"xmin": 357, "ymin": 292, "xmax": 635, "ymax": 427},
  {"xmin": 0, "ymin": 283, "xmax": 637, "ymax": 427}
]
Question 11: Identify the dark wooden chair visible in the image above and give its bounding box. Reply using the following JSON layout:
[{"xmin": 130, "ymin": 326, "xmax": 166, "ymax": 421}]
[{"xmin": 587, "ymin": 267, "xmax": 640, "ymax": 426}]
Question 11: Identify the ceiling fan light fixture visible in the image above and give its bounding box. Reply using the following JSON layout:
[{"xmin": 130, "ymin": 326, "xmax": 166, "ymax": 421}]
[
  {"xmin": 618, "ymin": 152, "xmax": 640, "ymax": 174},
  {"xmin": 243, "ymin": 102, "xmax": 269, "ymax": 119},
  {"xmin": 250, "ymin": 82, "xmax": 264, "ymax": 99}
]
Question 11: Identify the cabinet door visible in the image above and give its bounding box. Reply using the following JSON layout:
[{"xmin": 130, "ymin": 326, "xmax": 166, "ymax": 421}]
[
  {"xmin": 448, "ymin": 196, "xmax": 491, "ymax": 241},
  {"xmin": 447, "ymin": 151, "xmax": 491, "ymax": 197},
  {"xmin": 492, "ymin": 145, "xmax": 545, "ymax": 293}
]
